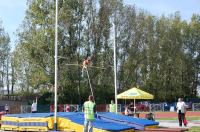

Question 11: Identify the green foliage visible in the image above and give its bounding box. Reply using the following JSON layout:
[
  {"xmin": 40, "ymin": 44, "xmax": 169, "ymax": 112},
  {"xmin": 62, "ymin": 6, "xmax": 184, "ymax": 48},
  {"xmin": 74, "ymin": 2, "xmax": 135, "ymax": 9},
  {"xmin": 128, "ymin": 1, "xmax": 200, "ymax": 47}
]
[
  {"xmin": 0, "ymin": 20, "xmax": 10, "ymax": 94},
  {"xmin": 38, "ymin": 92, "xmax": 52, "ymax": 105}
]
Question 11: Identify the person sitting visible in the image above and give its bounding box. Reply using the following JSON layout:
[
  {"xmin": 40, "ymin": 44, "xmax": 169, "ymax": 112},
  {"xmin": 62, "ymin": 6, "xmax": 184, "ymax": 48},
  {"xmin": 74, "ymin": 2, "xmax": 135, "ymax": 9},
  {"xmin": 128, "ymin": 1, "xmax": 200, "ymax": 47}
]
[
  {"xmin": 145, "ymin": 112, "xmax": 155, "ymax": 120},
  {"xmin": 125, "ymin": 106, "xmax": 130, "ymax": 116},
  {"xmin": 65, "ymin": 104, "xmax": 70, "ymax": 112}
]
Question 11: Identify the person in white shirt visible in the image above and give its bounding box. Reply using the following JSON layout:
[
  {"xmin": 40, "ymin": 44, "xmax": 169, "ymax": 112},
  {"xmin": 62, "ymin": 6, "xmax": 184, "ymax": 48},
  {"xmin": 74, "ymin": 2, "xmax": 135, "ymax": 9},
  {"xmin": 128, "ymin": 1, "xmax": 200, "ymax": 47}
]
[
  {"xmin": 31, "ymin": 97, "xmax": 37, "ymax": 113},
  {"xmin": 125, "ymin": 106, "xmax": 130, "ymax": 116},
  {"xmin": 176, "ymin": 98, "xmax": 187, "ymax": 127},
  {"xmin": 5, "ymin": 104, "xmax": 9, "ymax": 114}
]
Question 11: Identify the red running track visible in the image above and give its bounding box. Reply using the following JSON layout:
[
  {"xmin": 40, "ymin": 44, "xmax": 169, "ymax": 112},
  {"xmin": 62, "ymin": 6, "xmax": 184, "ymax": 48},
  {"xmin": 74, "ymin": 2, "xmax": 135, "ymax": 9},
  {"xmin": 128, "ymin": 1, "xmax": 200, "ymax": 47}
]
[{"xmin": 139, "ymin": 111, "xmax": 200, "ymax": 118}]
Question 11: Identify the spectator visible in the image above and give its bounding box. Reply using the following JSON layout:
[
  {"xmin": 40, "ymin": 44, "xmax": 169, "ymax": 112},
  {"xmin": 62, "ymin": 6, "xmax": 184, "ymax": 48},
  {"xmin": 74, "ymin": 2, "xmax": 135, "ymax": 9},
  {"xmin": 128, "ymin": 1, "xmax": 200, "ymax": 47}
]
[
  {"xmin": 31, "ymin": 97, "xmax": 38, "ymax": 113},
  {"xmin": 109, "ymin": 100, "xmax": 116, "ymax": 113},
  {"xmin": 176, "ymin": 98, "xmax": 187, "ymax": 127},
  {"xmin": 5, "ymin": 104, "xmax": 9, "ymax": 114},
  {"xmin": 66, "ymin": 104, "xmax": 70, "ymax": 112},
  {"xmin": 73, "ymin": 106, "xmax": 78, "ymax": 112},
  {"xmin": 125, "ymin": 106, "xmax": 130, "ymax": 116}
]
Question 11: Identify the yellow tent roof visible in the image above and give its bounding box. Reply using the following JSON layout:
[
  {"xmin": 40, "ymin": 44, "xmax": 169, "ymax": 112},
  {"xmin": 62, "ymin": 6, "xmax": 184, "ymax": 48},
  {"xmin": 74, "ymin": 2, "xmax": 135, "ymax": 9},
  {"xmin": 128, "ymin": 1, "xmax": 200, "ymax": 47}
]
[{"xmin": 117, "ymin": 87, "xmax": 154, "ymax": 99}]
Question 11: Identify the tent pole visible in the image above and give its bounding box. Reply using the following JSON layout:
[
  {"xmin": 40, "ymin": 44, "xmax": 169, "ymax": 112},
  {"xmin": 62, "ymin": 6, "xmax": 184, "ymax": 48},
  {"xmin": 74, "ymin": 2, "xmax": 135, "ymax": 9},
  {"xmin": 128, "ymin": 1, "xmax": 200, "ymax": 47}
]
[{"xmin": 134, "ymin": 99, "xmax": 136, "ymax": 113}]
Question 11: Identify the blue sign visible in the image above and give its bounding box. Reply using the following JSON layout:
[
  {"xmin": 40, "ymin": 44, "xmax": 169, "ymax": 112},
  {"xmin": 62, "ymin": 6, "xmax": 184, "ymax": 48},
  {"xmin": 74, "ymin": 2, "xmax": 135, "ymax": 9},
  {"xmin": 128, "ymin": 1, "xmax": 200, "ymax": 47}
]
[{"xmin": 129, "ymin": 93, "xmax": 137, "ymax": 96}]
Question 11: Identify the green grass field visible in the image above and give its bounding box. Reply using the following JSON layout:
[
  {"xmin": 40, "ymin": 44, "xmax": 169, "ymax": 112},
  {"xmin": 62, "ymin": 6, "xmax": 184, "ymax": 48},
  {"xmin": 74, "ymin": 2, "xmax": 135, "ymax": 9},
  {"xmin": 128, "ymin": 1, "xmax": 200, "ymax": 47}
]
[{"xmin": 188, "ymin": 127, "xmax": 200, "ymax": 132}]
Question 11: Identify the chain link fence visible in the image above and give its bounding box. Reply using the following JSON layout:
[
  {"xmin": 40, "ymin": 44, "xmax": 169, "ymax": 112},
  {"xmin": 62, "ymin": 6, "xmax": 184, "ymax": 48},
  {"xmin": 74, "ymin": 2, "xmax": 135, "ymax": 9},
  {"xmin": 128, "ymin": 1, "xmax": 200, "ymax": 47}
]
[
  {"xmin": 21, "ymin": 105, "xmax": 31, "ymax": 113},
  {"xmin": 192, "ymin": 103, "xmax": 200, "ymax": 111},
  {"xmin": 19, "ymin": 102, "xmax": 200, "ymax": 113},
  {"xmin": 20, "ymin": 104, "xmax": 122, "ymax": 113},
  {"xmin": 149, "ymin": 104, "xmax": 164, "ymax": 112}
]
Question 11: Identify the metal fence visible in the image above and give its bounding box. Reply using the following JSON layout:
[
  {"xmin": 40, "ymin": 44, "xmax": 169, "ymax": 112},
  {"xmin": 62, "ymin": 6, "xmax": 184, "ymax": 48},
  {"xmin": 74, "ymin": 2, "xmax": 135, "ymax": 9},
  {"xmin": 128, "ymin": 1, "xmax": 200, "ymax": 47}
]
[
  {"xmin": 20, "ymin": 104, "xmax": 122, "ymax": 113},
  {"xmin": 19, "ymin": 102, "xmax": 200, "ymax": 113},
  {"xmin": 21, "ymin": 104, "xmax": 81, "ymax": 113},
  {"xmin": 149, "ymin": 104, "xmax": 164, "ymax": 112},
  {"xmin": 21, "ymin": 105, "xmax": 31, "ymax": 113},
  {"xmin": 192, "ymin": 103, "xmax": 200, "ymax": 111}
]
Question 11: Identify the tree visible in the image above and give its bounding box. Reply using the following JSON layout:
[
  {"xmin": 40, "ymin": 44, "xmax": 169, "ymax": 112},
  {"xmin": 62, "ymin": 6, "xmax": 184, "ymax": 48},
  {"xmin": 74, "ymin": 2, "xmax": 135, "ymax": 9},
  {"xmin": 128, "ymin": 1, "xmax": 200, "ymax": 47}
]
[
  {"xmin": 0, "ymin": 20, "xmax": 10, "ymax": 95},
  {"xmin": 13, "ymin": 0, "xmax": 200, "ymax": 103}
]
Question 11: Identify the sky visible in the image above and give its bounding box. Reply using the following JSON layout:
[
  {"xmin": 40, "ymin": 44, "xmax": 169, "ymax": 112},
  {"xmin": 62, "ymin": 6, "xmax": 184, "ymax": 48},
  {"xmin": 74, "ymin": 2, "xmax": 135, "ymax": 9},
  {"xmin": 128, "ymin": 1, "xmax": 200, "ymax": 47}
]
[
  {"xmin": 0, "ymin": 0, "xmax": 200, "ymax": 51},
  {"xmin": 124, "ymin": 0, "xmax": 200, "ymax": 21},
  {"xmin": 0, "ymin": 0, "xmax": 27, "ymax": 51}
]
